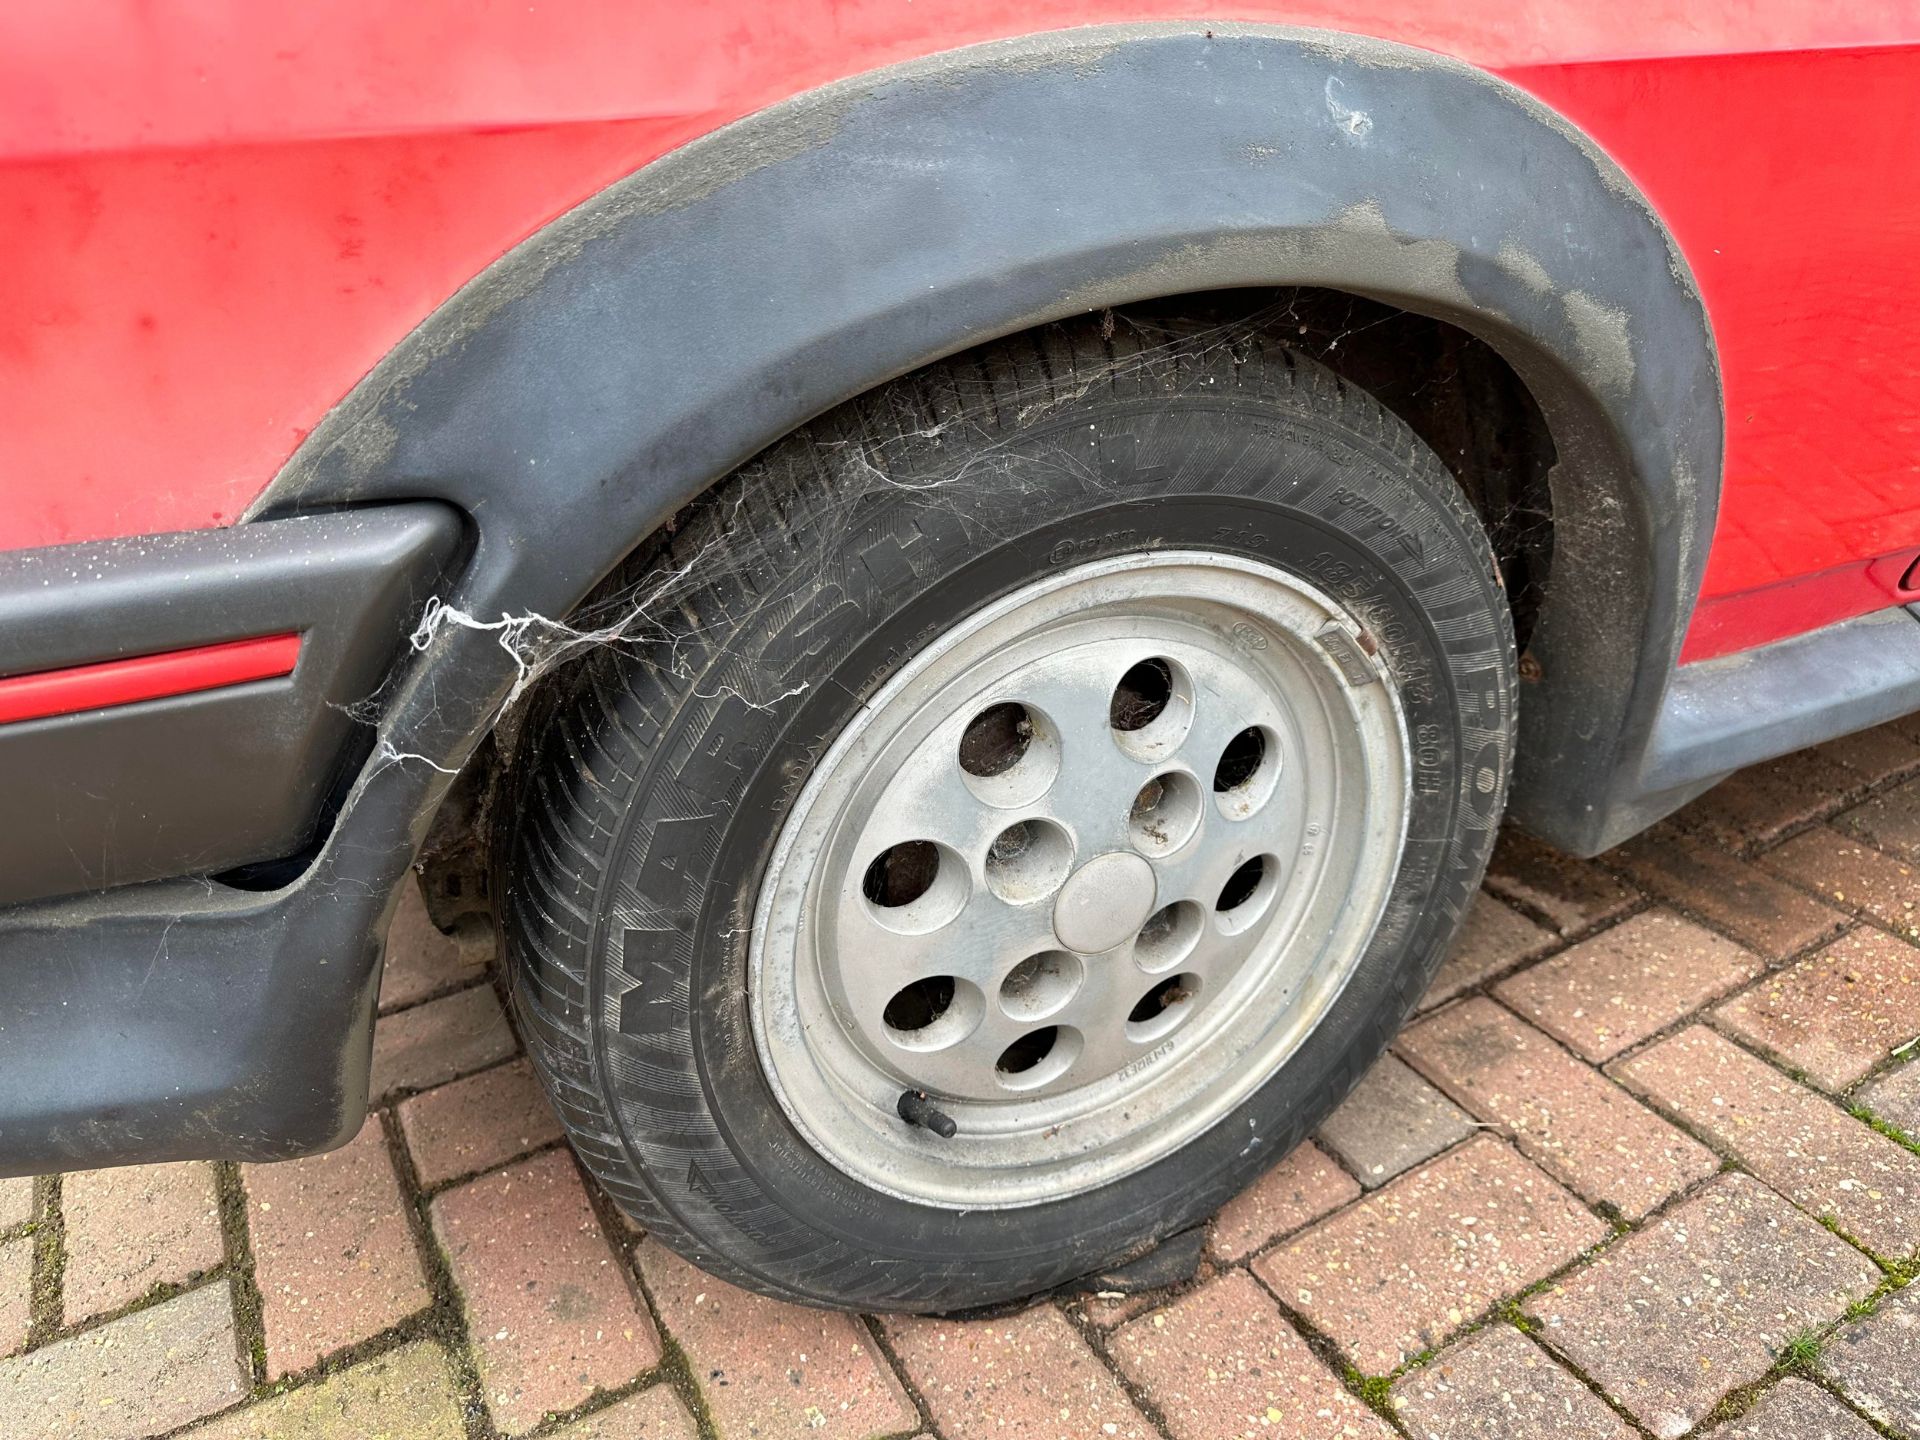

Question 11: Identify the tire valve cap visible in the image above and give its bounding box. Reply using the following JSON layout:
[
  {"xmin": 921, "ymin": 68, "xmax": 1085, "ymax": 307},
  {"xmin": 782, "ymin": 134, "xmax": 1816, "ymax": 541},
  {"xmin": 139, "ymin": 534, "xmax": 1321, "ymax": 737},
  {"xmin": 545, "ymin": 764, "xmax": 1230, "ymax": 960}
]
[{"xmin": 896, "ymin": 1089, "xmax": 958, "ymax": 1138}]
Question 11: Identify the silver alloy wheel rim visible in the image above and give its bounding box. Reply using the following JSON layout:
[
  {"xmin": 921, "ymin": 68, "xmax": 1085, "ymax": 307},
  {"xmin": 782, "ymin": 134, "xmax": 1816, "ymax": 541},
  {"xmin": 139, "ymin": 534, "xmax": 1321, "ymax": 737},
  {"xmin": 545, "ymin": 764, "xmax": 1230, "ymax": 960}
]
[{"xmin": 749, "ymin": 551, "xmax": 1410, "ymax": 1208}]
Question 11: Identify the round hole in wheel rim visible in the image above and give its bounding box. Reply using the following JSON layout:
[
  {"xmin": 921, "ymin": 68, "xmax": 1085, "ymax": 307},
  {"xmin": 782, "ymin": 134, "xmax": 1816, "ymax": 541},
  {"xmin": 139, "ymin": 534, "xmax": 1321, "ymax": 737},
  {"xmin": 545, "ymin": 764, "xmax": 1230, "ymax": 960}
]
[
  {"xmin": 1213, "ymin": 726, "xmax": 1264, "ymax": 789},
  {"xmin": 884, "ymin": 975, "xmax": 954, "ymax": 1031},
  {"xmin": 960, "ymin": 702, "xmax": 1032, "ymax": 776},
  {"xmin": 882, "ymin": 975, "xmax": 983, "ymax": 1052},
  {"xmin": 859, "ymin": 839, "xmax": 970, "ymax": 935},
  {"xmin": 1214, "ymin": 854, "xmax": 1280, "ymax": 934},
  {"xmin": 983, "ymin": 818, "xmax": 1073, "ymax": 903},
  {"xmin": 957, "ymin": 701, "xmax": 1062, "ymax": 809},
  {"xmin": 1127, "ymin": 973, "xmax": 1200, "ymax": 1041},
  {"xmin": 1212, "ymin": 725, "xmax": 1280, "ymax": 821},
  {"xmin": 1129, "ymin": 771, "xmax": 1203, "ymax": 856},
  {"xmin": 1110, "ymin": 659, "xmax": 1172, "ymax": 730},
  {"xmin": 1000, "ymin": 950, "xmax": 1082, "ymax": 1021},
  {"xmin": 863, "ymin": 840, "xmax": 939, "ymax": 907},
  {"xmin": 1134, "ymin": 900, "xmax": 1204, "ymax": 974},
  {"xmin": 1109, "ymin": 656, "xmax": 1193, "ymax": 762},
  {"xmin": 995, "ymin": 1025, "xmax": 1081, "ymax": 1090}
]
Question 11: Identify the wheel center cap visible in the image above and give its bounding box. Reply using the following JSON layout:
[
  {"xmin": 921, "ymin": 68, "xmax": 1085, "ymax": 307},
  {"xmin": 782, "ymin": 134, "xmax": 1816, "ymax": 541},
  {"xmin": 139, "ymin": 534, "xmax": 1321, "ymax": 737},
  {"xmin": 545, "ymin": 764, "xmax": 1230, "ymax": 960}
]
[{"xmin": 1052, "ymin": 851, "xmax": 1157, "ymax": 954}]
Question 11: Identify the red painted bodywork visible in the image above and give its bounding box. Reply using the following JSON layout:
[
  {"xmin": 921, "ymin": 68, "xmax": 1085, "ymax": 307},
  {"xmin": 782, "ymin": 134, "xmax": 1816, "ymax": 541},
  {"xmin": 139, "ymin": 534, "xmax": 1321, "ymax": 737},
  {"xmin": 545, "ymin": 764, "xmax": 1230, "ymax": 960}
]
[
  {"xmin": 2, "ymin": 3, "xmax": 1917, "ymax": 661},
  {"xmin": 0, "ymin": 633, "xmax": 302, "ymax": 727}
]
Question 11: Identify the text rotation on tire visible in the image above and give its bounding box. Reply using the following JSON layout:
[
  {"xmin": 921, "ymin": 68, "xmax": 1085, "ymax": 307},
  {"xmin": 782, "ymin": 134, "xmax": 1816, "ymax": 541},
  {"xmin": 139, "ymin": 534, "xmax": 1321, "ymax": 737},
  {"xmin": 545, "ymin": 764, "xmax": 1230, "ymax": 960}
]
[{"xmin": 498, "ymin": 320, "xmax": 1517, "ymax": 1311}]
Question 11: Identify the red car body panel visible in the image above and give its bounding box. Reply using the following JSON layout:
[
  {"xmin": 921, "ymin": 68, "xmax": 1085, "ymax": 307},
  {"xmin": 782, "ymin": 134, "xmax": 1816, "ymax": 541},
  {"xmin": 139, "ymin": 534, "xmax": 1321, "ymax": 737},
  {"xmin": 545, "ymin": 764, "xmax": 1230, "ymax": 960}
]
[{"xmin": 1, "ymin": 3, "xmax": 1918, "ymax": 660}]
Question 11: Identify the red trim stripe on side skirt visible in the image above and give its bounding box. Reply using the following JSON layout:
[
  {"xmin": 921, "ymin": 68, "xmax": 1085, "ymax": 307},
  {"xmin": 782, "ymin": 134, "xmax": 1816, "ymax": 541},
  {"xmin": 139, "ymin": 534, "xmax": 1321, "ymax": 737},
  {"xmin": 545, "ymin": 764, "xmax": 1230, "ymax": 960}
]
[{"xmin": 0, "ymin": 633, "xmax": 302, "ymax": 725}]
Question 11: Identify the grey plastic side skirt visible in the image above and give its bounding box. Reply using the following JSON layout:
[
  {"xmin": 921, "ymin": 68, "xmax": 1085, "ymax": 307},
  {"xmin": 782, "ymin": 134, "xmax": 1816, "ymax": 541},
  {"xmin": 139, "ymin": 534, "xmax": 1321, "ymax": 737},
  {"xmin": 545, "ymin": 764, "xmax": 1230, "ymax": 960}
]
[{"xmin": 1638, "ymin": 606, "xmax": 1920, "ymax": 810}]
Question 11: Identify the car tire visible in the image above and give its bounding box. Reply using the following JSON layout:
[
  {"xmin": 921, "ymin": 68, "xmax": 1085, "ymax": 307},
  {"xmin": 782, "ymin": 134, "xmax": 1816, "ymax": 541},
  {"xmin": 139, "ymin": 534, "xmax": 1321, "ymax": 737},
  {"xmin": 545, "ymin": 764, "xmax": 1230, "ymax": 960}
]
[{"xmin": 495, "ymin": 316, "xmax": 1516, "ymax": 1312}]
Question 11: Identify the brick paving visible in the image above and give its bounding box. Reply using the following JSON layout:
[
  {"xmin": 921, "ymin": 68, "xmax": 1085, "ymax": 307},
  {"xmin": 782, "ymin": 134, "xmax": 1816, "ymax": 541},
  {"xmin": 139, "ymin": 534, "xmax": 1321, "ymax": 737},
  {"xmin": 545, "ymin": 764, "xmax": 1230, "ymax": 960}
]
[
  {"xmin": 1610, "ymin": 825, "xmax": 1847, "ymax": 961},
  {"xmin": 433, "ymin": 1150, "xmax": 660, "ymax": 1434},
  {"xmin": 1762, "ymin": 827, "xmax": 1920, "ymax": 940},
  {"xmin": 1255, "ymin": 1134, "xmax": 1607, "ymax": 1371},
  {"xmin": 3, "ymin": 730, "xmax": 1919, "ymax": 1438},
  {"xmin": 1616, "ymin": 1026, "xmax": 1920, "ymax": 1258},
  {"xmin": 1716, "ymin": 1376, "xmax": 1881, "ymax": 1440},
  {"xmin": 1398, "ymin": 997, "xmax": 1717, "ymax": 1221},
  {"xmin": 1523, "ymin": 1174, "xmax": 1878, "ymax": 1438},
  {"xmin": 887, "ymin": 1303, "xmax": 1154, "ymax": 1440},
  {"xmin": 1414, "ymin": 893, "xmax": 1557, "ymax": 1013},
  {"xmin": 1, "ymin": 1173, "xmax": 33, "ymax": 1230},
  {"xmin": 244, "ymin": 1116, "xmax": 432, "ymax": 1380},
  {"xmin": 1315, "ymin": 1055, "xmax": 1475, "ymax": 1189},
  {"xmin": 1862, "ymin": 1057, "xmax": 1920, "ymax": 1138},
  {"xmin": 1494, "ymin": 911, "xmax": 1762, "ymax": 1063},
  {"xmin": 1108, "ymin": 1271, "xmax": 1391, "ymax": 1440},
  {"xmin": 61, "ymin": 1162, "xmax": 223, "ymax": 1326},
  {"xmin": 1387, "ymin": 1324, "xmax": 1633, "ymax": 1440},
  {"xmin": 635, "ymin": 1238, "xmax": 913, "ymax": 1439},
  {"xmin": 1710, "ymin": 927, "xmax": 1920, "ymax": 1089},
  {"xmin": 1819, "ymin": 1286, "xmax": 1920, "ymax": 1434},
  {"xmin": 1206, "ymin": 1140, "xmax": 1359, "ymax": 1264}
]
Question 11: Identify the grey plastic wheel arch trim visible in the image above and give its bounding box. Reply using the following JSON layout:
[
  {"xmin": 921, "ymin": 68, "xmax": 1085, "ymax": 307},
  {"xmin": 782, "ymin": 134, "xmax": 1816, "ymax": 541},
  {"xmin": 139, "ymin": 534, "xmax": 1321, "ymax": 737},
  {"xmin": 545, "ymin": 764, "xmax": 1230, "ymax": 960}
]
[
  {"xmin": 0, "ymin": 23, "xmax": 1721, "ymax": 1176},
  {"xmin": 255, "ymin": 21, "xmax": 1721, "ymax": 856}
]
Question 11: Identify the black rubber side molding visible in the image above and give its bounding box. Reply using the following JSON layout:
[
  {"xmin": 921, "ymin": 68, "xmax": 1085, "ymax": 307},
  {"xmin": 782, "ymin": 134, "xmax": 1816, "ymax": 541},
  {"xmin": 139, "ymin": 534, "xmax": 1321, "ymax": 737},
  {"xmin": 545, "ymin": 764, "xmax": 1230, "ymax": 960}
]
[{"xmin": 0, "ymin": 506, "xmax": 462, "ymax": 906}]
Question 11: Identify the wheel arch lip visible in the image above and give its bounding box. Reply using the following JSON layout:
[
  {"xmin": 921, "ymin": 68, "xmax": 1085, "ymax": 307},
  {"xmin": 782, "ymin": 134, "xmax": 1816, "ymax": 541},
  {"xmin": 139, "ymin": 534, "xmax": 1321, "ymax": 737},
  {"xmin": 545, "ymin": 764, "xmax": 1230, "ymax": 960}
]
[{"xmin": 0, "ymin": 23, "xmax": 1719, "ymax": 1178}]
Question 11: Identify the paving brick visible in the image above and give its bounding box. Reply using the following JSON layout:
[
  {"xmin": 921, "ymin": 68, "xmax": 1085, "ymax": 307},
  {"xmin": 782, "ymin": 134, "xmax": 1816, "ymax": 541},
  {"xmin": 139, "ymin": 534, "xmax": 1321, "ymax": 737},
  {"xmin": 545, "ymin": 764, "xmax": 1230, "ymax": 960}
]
[
  {"xmin": 371, "ymin": 982, "xmax": 517, "ymax": 1101},
  {"xmin": 1614, "ymin": 1026, "xmax": 1920, "ymax": 1258},
  {"xmin": 246, "ymin": 1116, "xmax": 431, "ymax": 1379},
  {"xmin": 1815, "ymin": 722, "xmax": 1920, "ymax": 785},
  {"xmin": 548, "ymin": 1385, "xmax": 700, "ymax": 1440},
  {"xmin": 1716, "ymin": 1376, "xmax": 1880, "ymax": 1440},
  {"xmin": 0, "ymin": 1281, "xmax": 245, "ymax": 1440},
  {"xmin": 887, "ymin": 1303, "xmax": 1154, "ymax": 1440},
  {"xmin": 434, "ymin": 1149, "xmax": 658, "ymax": 1435},
  {"xmin": 1388, "ymin": 1324, "xmax": 1632, "ymax": 1440},
  {"xmin": 1819, "ymin": 1286, "xmax": 1920, "ymax": 1436},
  {"xmin": 191, "ymin": 1339, "xmax": 466, "ymax": 1440},
  {"xmin": 1418, "ymin": 892, "xmax": 1558, "ymax": 1012},
  {"xmin": 1859, "ymin": 1057, "xmax": 1920, "ymax": 1138},
  {"xmin": 1109, "ymin": 1270, "xmax": 1392, "ymax": 1440},
  {"xmin": 1837, "ymin": 773, "xmax": 1920, "ymax": 858},
  {"xmin": 1609, "ymin": 826, "xmax": 1847, "ymax": 961},
  {"xmin": 1254, "ymin": 1135, "xmax": 1607, "ymax": 1373},
  {"xmin": 0, "ymin": 1175, "xmax": 31, "ymax": 1230},
  {"xmin": 1495, "ymin": 910, "xmax": 1763, "ymax": 1062},
  {"xmin": 1672, "ymin": 750, "xmax": 1859, "ymax": 850},
  {"xmin": 62, "ymin": 1160, "xmax": 224, "ymax": 1323},
  {"xmin": 380, "ymin": 878, "xmax": 492, "ymax": 1011},
  {"xmin": 1, "ymin": 1237, "xmax": 30, "ymax": 1357},
  {"xmin": 1762, "ymin": 829, "xmax": 1920, "ymax": 940},
  {"xmin": 1484, "ymin": 831, "xmax": 1638, "ymax": 936},
  {"xmin": 398, "ymin": 1057, "xmax": 564, "ymax": 1187},
  {"xmin": 635, "ymin": 1237, "xmax": 913, "ymax": 1440},
  {"xmin": 1712, "ymin": 928, "xmax": 1920, "ymax": 1090},
  {"xmin": 1208, "ymin": 1140, "xmax": 1361, "ymax": 1264},
  {"xmin": 1398, "ymin": 998, "xmax": 1716, "ymax": 1220},
  {"xmin": 1316, "ymin": 1054, "xmax": 1474, "ymax": 1189},
  {"xmin": 1524, "ymin": 1173, "xmax": 1876, "ymax": 1439},
  {"xmin": 1068, "ymin": 1289, "xmax": 1158, "ymax": 1330}
]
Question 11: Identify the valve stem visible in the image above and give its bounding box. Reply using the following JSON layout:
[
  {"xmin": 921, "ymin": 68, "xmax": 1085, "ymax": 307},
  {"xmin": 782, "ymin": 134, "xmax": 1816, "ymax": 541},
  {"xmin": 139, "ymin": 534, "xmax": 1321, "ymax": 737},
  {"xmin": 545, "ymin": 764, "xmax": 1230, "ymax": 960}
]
[{"xmin": 896, "ymin": 1089, "xmax": 958, "ymax": 1138}]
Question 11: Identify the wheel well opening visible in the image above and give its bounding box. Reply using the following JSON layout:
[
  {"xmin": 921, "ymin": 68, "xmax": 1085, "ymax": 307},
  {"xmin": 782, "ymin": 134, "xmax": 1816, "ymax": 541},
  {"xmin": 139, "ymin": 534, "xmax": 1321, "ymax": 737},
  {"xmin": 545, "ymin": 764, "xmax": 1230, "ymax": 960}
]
[
  {"xmin": 1113, "ymin": 288, "xmax": 1556, "ymax": 652},
  {"xmin": 416, "ymin": 288, "xmax": 1558, "ymax": 920}
]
